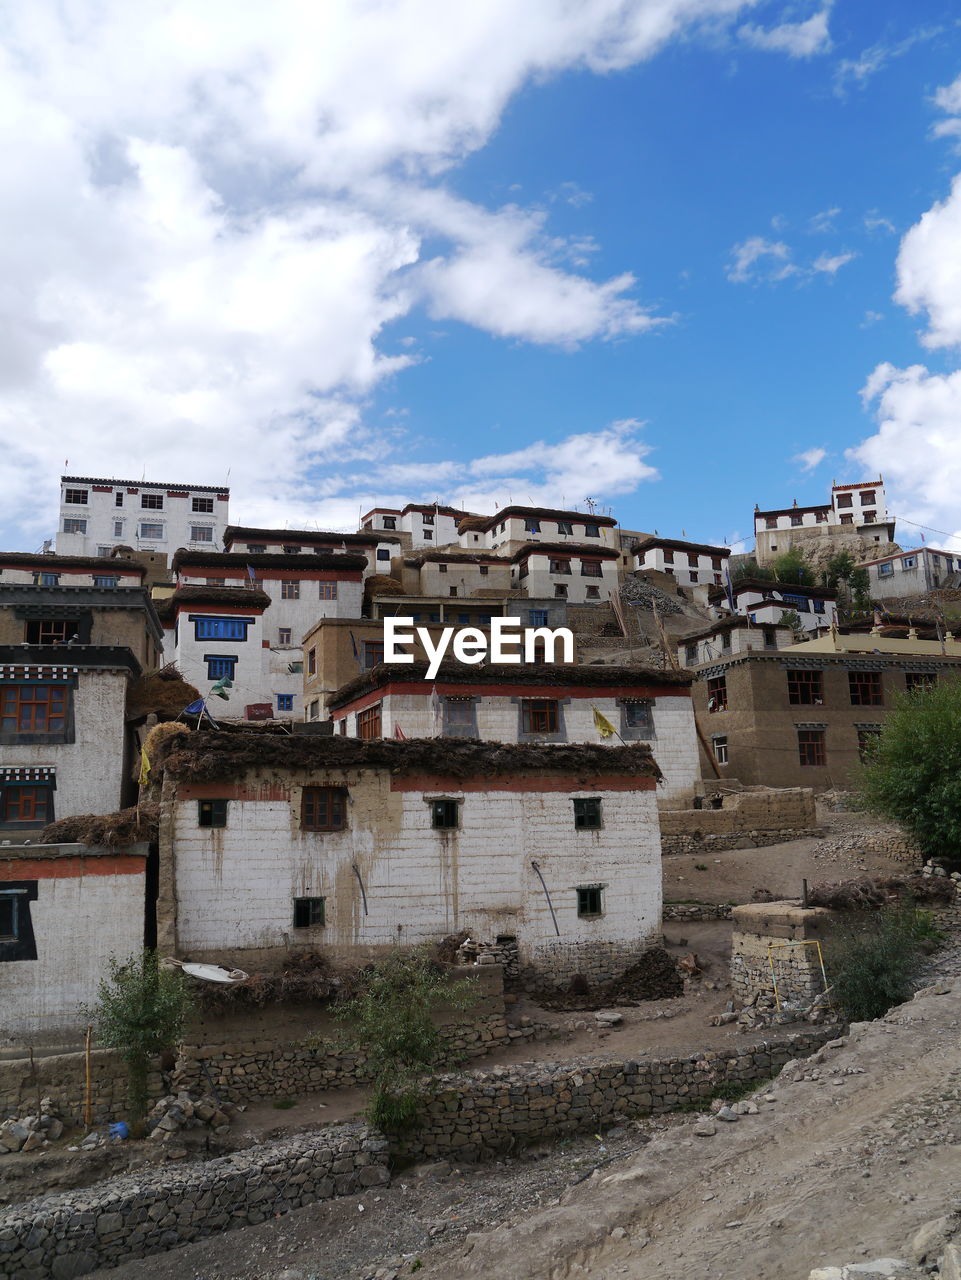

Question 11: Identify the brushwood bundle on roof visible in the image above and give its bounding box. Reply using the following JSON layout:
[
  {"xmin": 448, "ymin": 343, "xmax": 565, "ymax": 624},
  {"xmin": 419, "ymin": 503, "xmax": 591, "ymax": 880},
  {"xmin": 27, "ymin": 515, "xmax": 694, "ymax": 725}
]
[
  {"xmin": 40, "ymin": 803, "xmax": 160, "ymax": 848},
  {"xmin": 161, "ymin": 732, "xmax": 662, "ymax": 783},
  {"xmin": 328, "ymin": 660, "xmax": 692, "ymax": 708},
  {"xmin": 126, "ymin": 664, "xmax": 200, "ymax": 721}
]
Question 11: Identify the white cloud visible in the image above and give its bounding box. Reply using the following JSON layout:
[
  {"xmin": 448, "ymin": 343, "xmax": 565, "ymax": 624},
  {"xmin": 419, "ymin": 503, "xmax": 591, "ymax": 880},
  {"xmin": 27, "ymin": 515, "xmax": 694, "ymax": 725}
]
[
  {"xmin": 933, "ymin": 72, "xmax": 961, "ymax": 149},
  {"xmin": 861, "ymin": 310, "xmax": 884, "ymax": 328},
  {"xmin": 0, "ymin": 0, "xmax": 768, "ymax": 546},
  {"xmin": 726, "ymin": 236, "xmax": 797, "ymax": 283},
  {"xmin": 834, "ymin": 26, "xmax": 944, "ymax": 96},
  {"xmin": 738, "ymin": 6, "xmax": 832, "ymax": 58},
  {"xmin": 808, "ymin": 206, "xmax": 840, "ymax": 234},
  {"xmin": 793, "ymin": 447, "xmax": 826, "ymax": 472},
  {"xmin": 894, "ymin": 173, "xmax": 961, "ymax": 350},
  {"xmin": 812, "ymin": 249, "xmax": 855, "ymax": 275},
  {"xmin": 863, "ymin": 210, "xmax": 896, "ymax": 235},
  {"xmin": 727, "ymin": 235, "xmax": 853, "ymax": 284}
]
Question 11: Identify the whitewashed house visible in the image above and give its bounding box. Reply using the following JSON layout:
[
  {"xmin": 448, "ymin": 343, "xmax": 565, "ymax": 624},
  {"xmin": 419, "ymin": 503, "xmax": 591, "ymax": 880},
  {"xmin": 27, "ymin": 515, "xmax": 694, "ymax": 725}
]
[
  {"xmin": 632, "ymin": 536, "xmax": 730, "ymax": 588},
  {"xmin": 56, "ymin": 474, "xmax": 229, "ymax": 558},
  {"xmin": 709, "ymin": 577, "xmax": 838, "ymax": 635},
  {"xmin": 157, "ymin": 735, "xmax": 664, "ymax": 990},
  {"xmin": 326, "ymin": 662, "xmax": 699, "ymax": 803},
  {"xmin": 860, "ymin": 547, "xmax": 960, "ymax": 600},
  {"xmin": 753, "ymin": 479, "xmax": 896, "ymax": 565},
  {"xmin": 677, "ymin": 618, "xmax": 796, "ymax": 668},
  {"xmin": 0, "ymin": 842, "xmax": 148, "ymax": 1045},
  {"xmin": 510, "ymin": 544, "xmax": 621, "ymax": 605}
]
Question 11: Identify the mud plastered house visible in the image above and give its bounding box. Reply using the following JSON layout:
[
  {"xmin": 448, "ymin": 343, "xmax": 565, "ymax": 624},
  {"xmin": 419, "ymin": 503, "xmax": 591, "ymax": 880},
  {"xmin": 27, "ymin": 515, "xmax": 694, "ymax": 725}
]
[{"xmin": 156, "ymin": 735, "xmax": 664, "ymax": 990}]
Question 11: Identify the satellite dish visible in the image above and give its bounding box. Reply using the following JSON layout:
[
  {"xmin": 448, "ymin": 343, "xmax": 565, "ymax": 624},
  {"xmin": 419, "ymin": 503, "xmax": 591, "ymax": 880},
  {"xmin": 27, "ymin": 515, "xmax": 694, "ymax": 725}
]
[{"xmin": 181, "ymin": 962, "xmax": 248, "ymax": 984}]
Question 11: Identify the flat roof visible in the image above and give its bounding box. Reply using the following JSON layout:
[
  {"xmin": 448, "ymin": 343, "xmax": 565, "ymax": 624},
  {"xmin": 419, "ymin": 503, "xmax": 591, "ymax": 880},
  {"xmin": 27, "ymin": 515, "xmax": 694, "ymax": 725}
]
[
  {"xmin": 172, "ymin": 550, "xmax": 368, "ymax": 573},
  {"xmin": 0, "ymin": 553, "xmax": 145, "ymax": 574},
  {"xmin": 632, "ymin": 536, "xmax": 730, "ymax": 557},
  {"xmin": 62, "ymin": 475, "xmax": 229, "ymax": 494},
  {"xmin": 224, "ymin": 526, "xmax": 380, "ymax": 546}
]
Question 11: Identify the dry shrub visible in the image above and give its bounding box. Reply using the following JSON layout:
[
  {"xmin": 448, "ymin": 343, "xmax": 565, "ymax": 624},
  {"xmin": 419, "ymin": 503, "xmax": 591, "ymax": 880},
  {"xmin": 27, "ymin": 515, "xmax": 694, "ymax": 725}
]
[
  {"xmin": 808, "ymin": 874, "xmax": 954, "ymax": 910},
  {"xmin": 433, "ymin": 931, "xmax": 471, "ymax": 965},
  {"xmin": 195, "ymin": 950, "xmax": 362, "ymax": 1012},
  {"xmin": 363, "ymin": 573, "xmax": 404, "ymax": 596},
  {"xmin": 41, "ymin": 803, "xmax": 160, "ymax": 848}
]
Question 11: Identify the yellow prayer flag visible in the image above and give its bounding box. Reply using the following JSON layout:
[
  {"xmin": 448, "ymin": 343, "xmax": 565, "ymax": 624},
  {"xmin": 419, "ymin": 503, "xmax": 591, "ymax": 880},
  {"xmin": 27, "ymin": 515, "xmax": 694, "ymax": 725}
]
[
  {"xmin": 138, "ymin": 746, "xmax": 151, "ymax": 787},
  {"xmin": 592, "ymin": 706, "xmax": 617, "ymax": 739}
]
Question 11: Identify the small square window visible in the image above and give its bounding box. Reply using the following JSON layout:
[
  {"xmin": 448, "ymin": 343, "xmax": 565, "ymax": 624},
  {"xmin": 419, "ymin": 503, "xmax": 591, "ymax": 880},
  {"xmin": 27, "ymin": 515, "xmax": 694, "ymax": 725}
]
[
  {"xmin": 524, "ymin": 518, "xmax": 541, "ymax": 533},
  {"xmin": 521, "ymin": 698, "xmax": 559, "ymax": 734},
  {"xmin": 788, "ymin": 669, "xmax": 823, "ymax": 705},
  {"xmin": 573, "ymin": 797, "xmax": 602, "ymax": 829},
  {"xmin": 622, "ymin": 700, "xmax": 654, "ymax": 737},
  {"xmin": 583, "ymin": 523, "xmax": 600, "ymax": 538},
  {"xmin": 577, "ymin": 885, "xmax": 603, "ymax": 916},
  {"xmin": 63, "ymin": 517, "xmax": 87, "ymax": 534},
  {"xmin": 423, "ymin": 530, "xmax": 433, "ymax": 540},
  {"xmin": 377, "ymin": 549, "xmax": 391, "ymax": 561},
  {"xmin": 849, "ymin": 671, "xmax": 883, "ymax": 706},
  {"xmin": 277, "ymin": 693, "xmax": 294, "ymax": 711},
  {"xmin": 906, "ymin": 671, "xmax": 936, "ymax": 691},
  {"xmin": 357, "ymin": 704, "xmax": 382, "ymax": 739},
  {"xmin": 529, "ymin": 609, "xmax": 548, "ymax": 627},
  {"xmin": 141, "ymin": 493, "xmax": 164, "ymax": 509},
  {"xmin": 423, "ymin": 513, "xmax": 435, "ymax": 524},
  {"xmin": 362, "ymin": 641, "xmax": 384, "ymax": 669},
  {"xmin": 835, "ymin": 493, "xmax": 853, "ymax": 508},
  {"xmin": 557, "ymin": 520, "xmax": 573, "ymax": 535},
  {"xmin": 431, "ymin": 799, "xmax": 460, "ymax": 829},
  {"xmin": 438, "ymin": 563, "xmax": 448, "ymax": 573},
  {"xmin": 319, "ymin": 582, "xmax": 338, "ymax": 599},
  {"xmin": 797, "ymin": 729, "xmax": 825, "ymax": 767},
  {"xmin": 586, "ymin": 585, "xmax": 600, "ymax": 598},
  {"xmin": 198, "ymin": 799, "xmax": 228, "ymax": 828},
  {"xmin": 64, "ymin": 488, "xmax": 88, "ymax": 505},
  {"xmin": 281, "ymin": 580, "xmax": 300, "ymax": 599},
  {"xmin": 554, "ymin": 583, "xmax": 568, "ymax": 598},
  {"xmin": 283, "ymin": 544, "xmax": 301, "ymax": 554},
  {"xmin": 139, "ymin": 522, "xmax": 164, "ymax": 540},
  {"xmin": 302, "ymin": 786, "xmax": 348, "ymax": 831},
  {"xmin": 192, "ymin": 496, "xmax": 214, "ymax": 513},
  {"xmin": 293, "ymin": 897, "xmax": 326, "ymax": 928},
  {"xmin": 191, "ymin": 526, "xmax": 214, "ymax": 542},
  {"xmin": 204, "ymin": 655, "xmax": 237, "ymax": 680},
  {"xmin": 94, "ymin": 574, "xmax": 118, "ymax": 587},
  {"xmin": 479, "ymin": 565, "xmax": 489, "ymax": 576},
  {"xmin": 382, "ymin": 516, "xmax": 396, "ymax": 530},
  {"xmin": 279, "ymin": 628, "xmax": 292, "ymax": 645}
]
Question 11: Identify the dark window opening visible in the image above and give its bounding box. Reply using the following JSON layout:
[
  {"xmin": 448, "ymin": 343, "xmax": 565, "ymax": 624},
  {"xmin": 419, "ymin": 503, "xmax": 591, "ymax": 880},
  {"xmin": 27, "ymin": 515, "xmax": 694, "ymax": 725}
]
[
  {"xmin": 293, "ymin": 897, "xmax": 326, "ymax": 927},
  {"xmin": 788, "ymin": 669, "xmax": 823, "ymax": 705},
  {"xmin": 707, "ymin": 676, "xmax": 727, "ymax": 712},
  {"xmin": 857, "ymin": 729, "xmax": 882, "ymax": 763},
  {"xmin": 24, "ymin": 619, "xmax": 72, "ymax": 645},
  {"xmin": 198, "ymin": 798, "xmax": 228, "ymax": 828},
  {"xmin": 141, "ymin": 493, "xmax": 164, "ymax": 509},
  {"xmin": 431, "ymin": 799, "xmax": 459, "ymax": 829},
  {"xmin": 573, "ymin": 797, "xmax": 602, "ymax": 829},
  {"xmin": 849, "ymin": 671, "xmax": 883, "ymax": 706},
  {"xmin": 906, "ymin": 671, "xmax": 937, "ymax": 691},
  {"xmin": 577, "ymin": 885, "xmax": 603, "ymax": 916},
  {"xmin": 192, "ymin": 496, "xmax": 214, "ymax": 513},
  {"xmin": 362, "ymin": 641, "xmax": 384, "ymax": 669},
  {"xmin": 443, "ymin": 698, "xmax": 476, "ymax": 738},
  {"xmin": 798, "ymin": 729, "xmax": 825, "ymax": 767},
  {"xmin": 521, "ymin": 699, "xmax": 559, "ymax": 734}
]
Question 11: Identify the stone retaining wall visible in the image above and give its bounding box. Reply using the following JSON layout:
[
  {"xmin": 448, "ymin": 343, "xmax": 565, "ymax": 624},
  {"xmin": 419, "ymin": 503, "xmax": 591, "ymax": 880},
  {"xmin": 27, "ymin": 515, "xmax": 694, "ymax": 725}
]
[
  {"xmin": 393, "ymin": 1026, "xmax": 837, "ymax": 1162},
  {"xmin": 661, "ymin": 829, "xmax": 821, "ymax": 855},
  {"xmin": 730, "ymin": 902, "xmax": 835, "ymax": 1007},
  {"xmin": 0, "ymin": 1050, "xmax": 163, "ymax": 1126},
  {"xmin": 663, "ymin": 902, "xmax": 733, "ymax": 921},
  {"xmin": 0, "ymin": 1123, "xmax": 388, "ymax": 1279}
]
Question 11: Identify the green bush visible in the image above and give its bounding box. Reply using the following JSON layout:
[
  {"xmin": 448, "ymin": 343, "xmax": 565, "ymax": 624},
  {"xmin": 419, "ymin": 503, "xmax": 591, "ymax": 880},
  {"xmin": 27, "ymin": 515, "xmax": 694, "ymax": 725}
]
[
  {"xmin": 859, "ymin": 680, "xmax": 961, "ymax": 864},
  {"xmin": 81, "ymin": 950, "xmax": 194, "ymax": 1126},
  {"xmin": 827, "ymin": 904, "xmax": 933, "ymax": 1022},
  {"xmin": 313, "ymin": 947, "xmax": 476, "ymax": 1132}
]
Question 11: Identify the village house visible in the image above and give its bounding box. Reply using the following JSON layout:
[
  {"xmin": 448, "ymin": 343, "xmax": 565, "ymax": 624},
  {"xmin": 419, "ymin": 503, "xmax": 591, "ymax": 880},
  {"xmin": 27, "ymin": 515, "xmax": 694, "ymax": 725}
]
[
  {"xmin": 709, "ymin": 576, "xmax": 839, "ymax": 634},
  {"xmin": 169, "ymin": 550, "xmax": 369, "ymax": 718},
  {"xmin": 0, "ymin": 841, "xmax": 148, "ymax": 1045},
  {"xmin": 753, "ymin": 479, "xmax": 896, "ymax": 566},
  {"xmin": 55, "ymin": 474, "xmax": 230, "ymax": 558},
  {"xmin": 860, "ymin": 546, "xmax": 961, "ymax": 600},
  {"xmin": 156, "ymin": 734, "xmax": 664, "ymax": 990},
  {"xmin": 677, "ymin": 617, "xmax": 796, "ymax": 668},
  {"xmin": 222, "ymin": 525, "xmax": 400, "ymax": 575},
  {"xmin": 510, "ymin": 543, "xmax": 621, "ymax": 605},
  {"xmin": 0, "ymin": 647, "xmax": 143, "ymax": 833},
  {"xmin": 360, "ymin": 503, "xmax": 472, "ymax": 549},
  {"xmin": 631, "ymin": 536, "xmax": 730, "ymax": 588},
  {"xmin": 325, "ymin": 661, "xmax": 698, "ymax": 803},
  {"xmin": 688, "ymin": 628, "xmax": 961, "ymax": 788},
  {"xmin": 456, "ymin": 505, "xmax": 620, "ymax": 557}
]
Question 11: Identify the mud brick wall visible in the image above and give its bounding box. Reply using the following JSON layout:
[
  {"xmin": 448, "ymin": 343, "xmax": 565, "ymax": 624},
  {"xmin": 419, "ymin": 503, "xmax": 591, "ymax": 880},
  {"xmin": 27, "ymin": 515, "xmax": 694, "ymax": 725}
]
[
  {"xmin": 730, "ymin": 902, "xmax": 834, "ymax": 1007},
  {"xmin": 0, "ymin": 1123, "xmax": 388, "ymax": 1279},
  {"xmin": 393, "ymin": 1027, "xmax": 837, "ymax": 1162},
  {"xmin": 659, "ymin": 787, "xmax": 819, "ymax": 855}
]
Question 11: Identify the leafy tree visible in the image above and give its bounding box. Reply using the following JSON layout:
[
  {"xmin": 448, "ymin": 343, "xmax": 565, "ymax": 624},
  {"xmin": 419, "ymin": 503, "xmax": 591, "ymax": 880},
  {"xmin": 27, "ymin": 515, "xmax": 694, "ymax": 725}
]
[
  {"xmin": 732, "ymin": 558, "xmax": 774, "ymax": 582},
  {"xmin": 772, "ymin": 547, "xmax": 811, "ymax": 584},
  {"xmin": 81, "ymin": 950, "xmax": 194, "ymax": 1126},
  {"xmin": 322, "ymin": 947, "xmax": 476, "ymax": 1131},
  {"xmin": 859, "ymin": 680, "xmax": 961, "ymax": 864},
  {"xmin": 825, "ymin": 551, "xmax": 872, "ymax": 610},
  {"xmin": 778, "ymin": 609, "xmax": 806, "ymax": 639},
  {"xmin": 827, "ymin": 903, "xmax": 933, "ymax": 1021}
]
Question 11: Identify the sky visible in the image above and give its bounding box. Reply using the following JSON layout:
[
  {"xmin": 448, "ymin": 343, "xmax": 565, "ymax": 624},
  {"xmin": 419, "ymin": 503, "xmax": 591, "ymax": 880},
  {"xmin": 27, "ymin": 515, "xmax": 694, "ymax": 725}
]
[{"xmin": 3, "ymin": 0, "xmax": 961, "ymax": 556}]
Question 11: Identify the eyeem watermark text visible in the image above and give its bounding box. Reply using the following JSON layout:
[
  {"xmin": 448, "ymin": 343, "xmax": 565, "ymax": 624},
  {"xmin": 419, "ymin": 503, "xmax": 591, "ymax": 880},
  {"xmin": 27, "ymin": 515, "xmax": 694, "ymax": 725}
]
[{"xmin": 384, "ymin": 617, "xmax": 574, "ymax": 679}]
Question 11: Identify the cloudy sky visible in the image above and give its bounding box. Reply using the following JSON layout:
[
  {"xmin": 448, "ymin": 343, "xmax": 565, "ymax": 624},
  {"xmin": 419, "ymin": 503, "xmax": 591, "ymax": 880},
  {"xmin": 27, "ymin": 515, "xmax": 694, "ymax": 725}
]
[{"xmin": 3, "ymin": 0, "xmax": 961, "ymax": 554}]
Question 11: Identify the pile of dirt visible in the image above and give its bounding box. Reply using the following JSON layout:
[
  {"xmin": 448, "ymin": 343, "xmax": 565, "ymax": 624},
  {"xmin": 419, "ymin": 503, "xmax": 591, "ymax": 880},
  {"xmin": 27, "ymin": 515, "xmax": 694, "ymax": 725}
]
[
  {"xmin": 193, "ymin": 951, "xmax": 358, "ymax": 1012},
  {"xmin": 40, "ymin": 803, "xmax": 160, "ymax": 848},
  {"xmin": 534, "ymin": 947, "xmax": 684, "ymax": 1010},
  {"xmin": 364, "ymin": 573, "xmax": 404, "ymax": 596},
  {"xmin": 126, "ymin": 663, "xmax": 200, "ymax": 721}
]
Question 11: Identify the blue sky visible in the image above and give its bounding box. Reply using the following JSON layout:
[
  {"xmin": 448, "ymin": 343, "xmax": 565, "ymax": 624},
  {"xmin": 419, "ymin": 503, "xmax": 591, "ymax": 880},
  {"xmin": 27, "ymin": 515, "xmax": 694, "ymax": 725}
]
[{"xmin": 3, "ymin": 1, "xmax": 961, "ymax": 554}]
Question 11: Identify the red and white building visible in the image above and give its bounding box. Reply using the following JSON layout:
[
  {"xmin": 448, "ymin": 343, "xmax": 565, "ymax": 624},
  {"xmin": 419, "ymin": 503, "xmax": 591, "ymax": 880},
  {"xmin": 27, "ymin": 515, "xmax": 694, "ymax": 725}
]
[
  {"xmin": 753, "ymin": 479, "xmax": 895, "ymax": 565},
  {"xmin": 158, "ymin": 736, "xmax": 664, "ymax": 989},
  {"xmin": 510, "ymin": 543, "xmax": 621, "ymax": 605},
  {"xmin": 709, "ymin": 577, "xmax": 839, "ymax": 634},
  {"xmin": 360, "ymin": 504, "xmax": 471, "ymax": 549},
  {"xmin": 55, "ymin": 474, "xmax": 230, "ymax": 558},
  {"xmin": 326, "ymin": 662, "xmax": 699, "ymax": 803}
]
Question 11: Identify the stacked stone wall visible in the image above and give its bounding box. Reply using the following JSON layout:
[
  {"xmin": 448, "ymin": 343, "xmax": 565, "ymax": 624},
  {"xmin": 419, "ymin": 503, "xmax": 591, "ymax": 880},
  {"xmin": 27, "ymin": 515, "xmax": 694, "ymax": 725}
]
[
  {"xmin": 0, "ymin": 1123, "xmax": 388, "ymax": 1278},
  {"xmin": 730, "ymin": 903, "xmax": 835, "ymax": 1007},
  {"xmin": 0, "ymin": 1050, "xmax": 163, "ymax": 1126},
  {"xmin": 663, "ymin": 902, "xmax": 733, "ymax": 921},
  {"xmin": 659, "ymin": 787, "xmax": 818, "ymax": 856},
  {"xmin": 393, "ymin": 1027, "xmax": 837, "ymax": 1162}
]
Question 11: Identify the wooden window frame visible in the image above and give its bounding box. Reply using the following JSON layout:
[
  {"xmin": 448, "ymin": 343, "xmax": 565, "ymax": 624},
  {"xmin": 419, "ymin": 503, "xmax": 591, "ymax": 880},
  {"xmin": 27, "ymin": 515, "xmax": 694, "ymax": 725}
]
[{"xmin": 301, "ymin": 786, "xmax": 348, "ymax": 832}]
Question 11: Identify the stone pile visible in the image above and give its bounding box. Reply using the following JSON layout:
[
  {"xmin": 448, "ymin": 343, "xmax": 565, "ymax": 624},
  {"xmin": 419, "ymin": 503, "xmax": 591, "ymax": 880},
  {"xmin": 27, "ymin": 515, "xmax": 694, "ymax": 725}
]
[
  {"xmin": 720, "ymin": 987, "xmax": 841, "ymax": 1032},
  {"xmin": 619, "ymin": 576, "xmax": 684, "ymax": 614},
  {"xmin": 146, "ymin": 1091, "xmax": 235, "ymax": 1144},
  {"xmin": 663, "ymin": 902, "xmax": 733, "ymax": 921},
  {"xmin": 0, "ymin": 1097, "xmax": 65, "ymax": 1153},
  {"xmin": 808, "ymin": 1208, "xmax": 961, "ymax": 1278}
]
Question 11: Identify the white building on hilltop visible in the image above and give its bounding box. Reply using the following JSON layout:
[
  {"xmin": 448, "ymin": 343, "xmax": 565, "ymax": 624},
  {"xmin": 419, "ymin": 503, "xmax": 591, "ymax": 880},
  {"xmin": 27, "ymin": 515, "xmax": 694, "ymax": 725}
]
[{"xmin": 56, "ymin": 475, "xmax": 230, "ymax": 558}]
